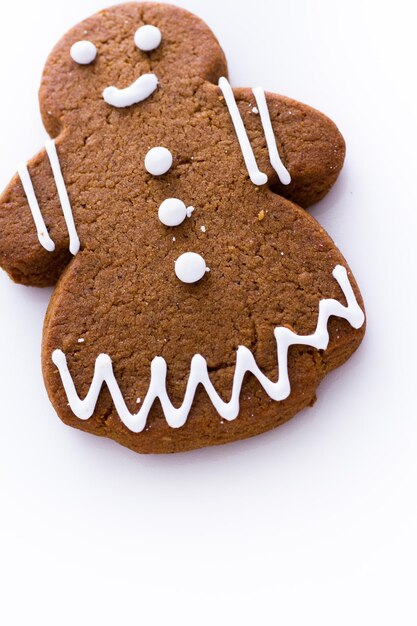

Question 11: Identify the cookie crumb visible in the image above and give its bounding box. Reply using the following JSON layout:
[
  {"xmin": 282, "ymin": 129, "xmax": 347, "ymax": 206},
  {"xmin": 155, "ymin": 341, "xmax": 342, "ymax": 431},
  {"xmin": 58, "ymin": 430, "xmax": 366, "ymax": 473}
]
[
  {"xmin": 258, "ymin": 209, "xmax": 265, "ymax": 221},
  {"xmin": 200, "ymin": 225, "xmax": 206, "ymax": 232}
]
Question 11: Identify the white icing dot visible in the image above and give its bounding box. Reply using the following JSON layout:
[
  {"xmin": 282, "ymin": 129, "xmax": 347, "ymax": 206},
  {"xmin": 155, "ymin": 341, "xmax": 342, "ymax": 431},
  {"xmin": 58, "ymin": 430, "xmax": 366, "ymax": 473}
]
[
  {"xmin": 145, "ymin": 147, "xmax": 173, "ymax": 176},
  {"xmin": 175, "ymin": 252, "xmax": 208, "ymax": 284},
  {"xmin": 158, "ymin": 198, "xmax": 187, "ymax": 226},
  {"xmin": 70, "ymin": 40, "xmax": 97, "ymax": 65},
  {"xmin": 134, "ymin": 25, "xmax": 162, "ymax": 51}
]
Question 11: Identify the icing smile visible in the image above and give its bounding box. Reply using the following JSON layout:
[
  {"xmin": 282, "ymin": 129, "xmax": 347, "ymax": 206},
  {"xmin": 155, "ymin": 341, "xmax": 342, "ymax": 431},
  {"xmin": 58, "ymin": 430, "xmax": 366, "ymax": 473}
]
[{"xmin": 102, "ymin": 72, "xmax": 158, "ymax": 108}]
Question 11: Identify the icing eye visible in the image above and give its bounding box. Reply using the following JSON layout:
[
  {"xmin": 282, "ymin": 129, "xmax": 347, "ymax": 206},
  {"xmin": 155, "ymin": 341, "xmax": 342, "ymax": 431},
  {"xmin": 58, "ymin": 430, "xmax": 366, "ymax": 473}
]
[
  {"xmin": 70, "ymin": 40, "xmax": 97, "ymax": 65},
  {"xmin": 175, "ymin": 252, "xmax": 209, "ymax": 284},
  {"xmin": 134, "ymin": 25, "xmax": 162, "ymax": 51}
]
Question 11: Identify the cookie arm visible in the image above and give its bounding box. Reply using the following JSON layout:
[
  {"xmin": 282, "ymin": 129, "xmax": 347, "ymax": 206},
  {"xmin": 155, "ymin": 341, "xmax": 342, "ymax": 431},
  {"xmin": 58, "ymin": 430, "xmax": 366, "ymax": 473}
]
[
  {"xmin": 0, "ymin": 144, "xmax": 74, "ymax": 287},
  {"xmin": 233, "ymin": 87, "xmax": 346, "ymax": 208}
]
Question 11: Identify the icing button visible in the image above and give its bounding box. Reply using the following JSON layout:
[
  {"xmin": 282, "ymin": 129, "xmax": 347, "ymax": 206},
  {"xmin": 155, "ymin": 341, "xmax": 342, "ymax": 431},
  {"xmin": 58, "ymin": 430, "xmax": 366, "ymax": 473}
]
[
  {"xmin": 145, "ymin": 147, "xmax": 173, "ymax": 176},
  {"xmin": 158, "ymin": 198, "xmax": 187, "ymax": 226},
  {"xmin": 175, "ymin": 252, "xmax": 208, "ymax": 283}
]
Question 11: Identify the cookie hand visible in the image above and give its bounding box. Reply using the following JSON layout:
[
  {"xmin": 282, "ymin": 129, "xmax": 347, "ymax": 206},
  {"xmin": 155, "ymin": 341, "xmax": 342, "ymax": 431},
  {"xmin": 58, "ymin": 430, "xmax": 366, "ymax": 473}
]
[
  {"xmin": 228, "ymin": 85, "xmax": 346, "ymax": 208},
  {"xmin": 0, "ymin": 139, "xmax": 76, "ymax": 286}
]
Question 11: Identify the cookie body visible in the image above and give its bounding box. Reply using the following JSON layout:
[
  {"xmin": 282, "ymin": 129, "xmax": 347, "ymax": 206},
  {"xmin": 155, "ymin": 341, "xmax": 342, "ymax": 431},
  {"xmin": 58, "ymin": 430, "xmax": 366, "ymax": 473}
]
[{"xmin": 0, "ymin": 3, "xmax": 365, "ymax": 453}]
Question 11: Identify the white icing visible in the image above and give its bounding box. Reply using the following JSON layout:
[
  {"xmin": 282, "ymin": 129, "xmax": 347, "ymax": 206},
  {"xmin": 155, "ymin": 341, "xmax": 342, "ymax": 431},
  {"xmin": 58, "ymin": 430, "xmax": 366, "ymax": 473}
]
[
  {"xmin": 134, "ymin": 25, "xmax": 162, "ymax": 51},
  {"xmin": 18, "ymin": 140, "xmax": 80, "ymax": 255},
  {"xmin": 70, "ymin": 40, "xmax": 97, "ymax": 65},
  {"xmin": 219, "ymin": 77, "xmax": 291, "ymax": 186},
  {"xmin": 175, "ymin": 252, "xmax": 208, "ymax": 283},
  {"xmin": 218, "ymin": 77, "xmax": 267, "ymax": 186},
  {"xmin": 17, "ymin": 162, "xmax": 55, "ymax": 252},
  {"xmin": 45, "ymin": 140, "xmax": 80, "ymax": 255},
  {"xmin": 103, "ymin": 73, "xmax": 158, "ymax": 108},
  {"xmin": 145, "ymin": 147, "xmax": 173, "ymax": 176},
  {"xmin": 158, "ymin": 198, "xmax": 187, "ymax": 226},
  {"xmin": 252, "ymin": 87, "xmax": 291, "ymax": 185},
  {"xmin": 52, "ymin": 265, "xmax": 364, "ymax": 432}
]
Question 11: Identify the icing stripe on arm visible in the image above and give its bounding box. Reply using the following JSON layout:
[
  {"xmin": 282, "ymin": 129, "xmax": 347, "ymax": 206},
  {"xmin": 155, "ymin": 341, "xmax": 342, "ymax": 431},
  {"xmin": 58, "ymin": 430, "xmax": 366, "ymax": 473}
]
[
  {"xmin": 45, "ymin": 140, "xmax": 80, "ymax": 255},
  {"xmin": 218, "ymin": 77, "xmax": 268, "ymax": 186},
  {"xmin": 17, "ymin": 140, "xmax": 80, "ymax": 255},
  {"xmin": 252, "ymin": 87, "xmax": 291, "ymax": 185},
  {"xmin": 52, "ymin": 265, "xmax": 365, "ymax": 433},
  {"xmin": 17, "ymin": 162, "xmax": 56, "ymax": 252}
]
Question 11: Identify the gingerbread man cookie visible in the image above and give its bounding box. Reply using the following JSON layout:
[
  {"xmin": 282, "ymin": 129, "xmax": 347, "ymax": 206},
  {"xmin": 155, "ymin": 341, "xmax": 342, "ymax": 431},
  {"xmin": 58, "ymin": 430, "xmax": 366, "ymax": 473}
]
[{"xmin": 0, "ymin": 3, "xmax": 365, "ymax": 453}]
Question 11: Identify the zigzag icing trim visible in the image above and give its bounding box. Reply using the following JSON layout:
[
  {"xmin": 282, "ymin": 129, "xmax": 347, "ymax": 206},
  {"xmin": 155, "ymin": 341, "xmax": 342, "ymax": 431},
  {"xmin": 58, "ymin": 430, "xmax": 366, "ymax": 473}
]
[{"xmin": 52, "ymin": 265, "xmax": 364, "ymax": 433}]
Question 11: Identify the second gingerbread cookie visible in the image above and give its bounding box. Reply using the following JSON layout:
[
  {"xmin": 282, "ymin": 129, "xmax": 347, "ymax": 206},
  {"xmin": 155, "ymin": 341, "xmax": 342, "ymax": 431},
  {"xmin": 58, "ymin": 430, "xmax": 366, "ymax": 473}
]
[{"xmin": 0, "ymin": 2, "xmax": 365, "ymax": 453}]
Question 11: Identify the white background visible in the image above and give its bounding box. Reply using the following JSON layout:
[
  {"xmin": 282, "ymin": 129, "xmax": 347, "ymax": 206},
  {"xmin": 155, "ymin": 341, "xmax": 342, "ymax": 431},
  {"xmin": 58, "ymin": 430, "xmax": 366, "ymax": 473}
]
[{"xmin": 0, "ymin": 0, "xmax": 416, "ymax": 624}]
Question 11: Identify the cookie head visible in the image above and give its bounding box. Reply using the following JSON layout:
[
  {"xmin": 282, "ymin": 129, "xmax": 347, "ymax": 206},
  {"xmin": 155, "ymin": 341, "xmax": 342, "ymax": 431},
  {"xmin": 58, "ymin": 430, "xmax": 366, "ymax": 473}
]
[{"xmin": 40, "ymin": 2, "xmax": 227, "ymax": 134}]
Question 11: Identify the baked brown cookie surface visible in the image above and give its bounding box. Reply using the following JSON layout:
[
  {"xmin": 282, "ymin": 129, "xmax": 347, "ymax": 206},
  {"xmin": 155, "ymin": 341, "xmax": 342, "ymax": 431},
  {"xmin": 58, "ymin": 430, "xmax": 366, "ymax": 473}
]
[{"xmin": 0, "ymin": 2, "xmax": 365, "ymax": 453}]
